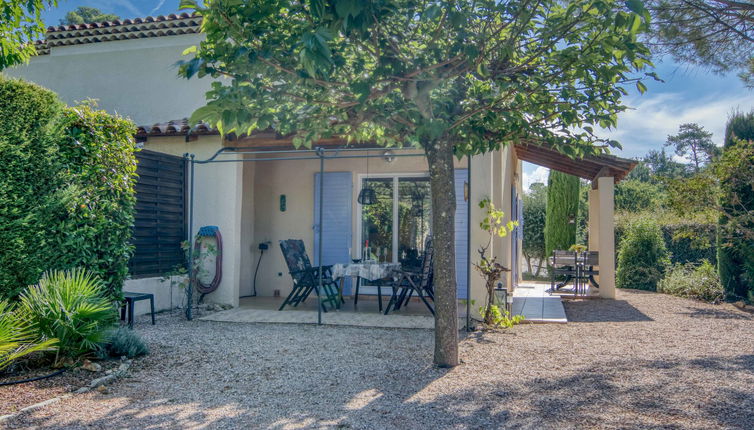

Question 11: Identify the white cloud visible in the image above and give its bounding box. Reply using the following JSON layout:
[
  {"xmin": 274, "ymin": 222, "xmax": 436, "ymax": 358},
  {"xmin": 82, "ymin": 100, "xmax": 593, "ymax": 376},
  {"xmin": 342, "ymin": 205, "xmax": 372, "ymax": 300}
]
[
  {"xmin": 522, "ymin": 165, "xmax": 549, "ymax": 193},
  {"xmin": 597, "ymin": 92, "xmax": 754, "ymax": 158},
  {"xmin": 149, "ymin": 0, "xmax": 167, "ymax": 15}
]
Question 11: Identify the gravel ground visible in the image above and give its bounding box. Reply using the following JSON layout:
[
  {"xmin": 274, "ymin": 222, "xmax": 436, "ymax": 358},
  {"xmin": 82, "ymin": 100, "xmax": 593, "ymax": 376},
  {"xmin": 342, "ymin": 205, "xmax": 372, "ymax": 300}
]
[{"xmin": 3, "ymin": 289, "xmax": 753, "ymax": 429}]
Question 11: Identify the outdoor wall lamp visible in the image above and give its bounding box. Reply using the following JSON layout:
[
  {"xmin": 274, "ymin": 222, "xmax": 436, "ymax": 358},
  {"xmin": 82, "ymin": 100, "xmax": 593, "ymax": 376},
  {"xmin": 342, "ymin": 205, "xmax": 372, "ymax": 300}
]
[{"xmin": 383, "ymin": 150, "xmax": 395, "ymax": 163}]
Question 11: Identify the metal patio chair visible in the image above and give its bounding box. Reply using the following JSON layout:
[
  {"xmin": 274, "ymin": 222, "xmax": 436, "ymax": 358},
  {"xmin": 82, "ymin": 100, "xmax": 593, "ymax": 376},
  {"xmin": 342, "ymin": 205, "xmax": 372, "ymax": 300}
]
[
  {"xmin": 549, "ymin": 250, "xmax": 578, "ymax": 292},
  {"xmin": 279, "ymin": 239, "xmax": 341, "ymax": 312},
  {"xmin": 576, "ymin": 251, "xmax": 600, "ymax": 292},
  {"xmin": 384, "ymin": 238, "xmax": 435, "ymax": 316}
]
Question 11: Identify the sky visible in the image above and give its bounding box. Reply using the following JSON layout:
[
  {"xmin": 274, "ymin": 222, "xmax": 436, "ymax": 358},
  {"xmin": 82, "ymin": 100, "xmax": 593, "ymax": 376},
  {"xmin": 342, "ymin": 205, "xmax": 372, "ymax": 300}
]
[{"xmin": 42, "ymin": 1, "xmax": 754, "ymax": 191}]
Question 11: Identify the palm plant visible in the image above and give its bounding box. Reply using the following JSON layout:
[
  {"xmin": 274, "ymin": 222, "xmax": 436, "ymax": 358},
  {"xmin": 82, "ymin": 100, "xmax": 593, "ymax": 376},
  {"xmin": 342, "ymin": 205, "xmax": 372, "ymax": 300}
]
[
  {"xmin": 18, "ymin": 269, "xmax": 116, "ymax": 364},
  {"xmin": 0, "ymin": 300, "xmax": 57, "ymax": 372}
]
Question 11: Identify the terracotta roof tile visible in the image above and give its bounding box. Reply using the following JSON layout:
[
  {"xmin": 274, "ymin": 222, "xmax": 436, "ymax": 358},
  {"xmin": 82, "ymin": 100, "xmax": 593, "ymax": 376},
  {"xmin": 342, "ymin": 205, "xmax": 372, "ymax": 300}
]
[
  {"xmin": 36, "ymin": 13, "xmax": 202, "ymax": 54},
  {"xmin": 136, "ymin": 119, "xmax": 216, "ymax": 138}
]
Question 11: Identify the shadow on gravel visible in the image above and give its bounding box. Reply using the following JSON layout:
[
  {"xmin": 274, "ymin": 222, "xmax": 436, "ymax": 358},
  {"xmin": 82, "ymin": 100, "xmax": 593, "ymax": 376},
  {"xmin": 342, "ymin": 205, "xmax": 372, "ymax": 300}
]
[
  {"xmin": 679, "ymin": 306, "xmax": 753, "ymax": 320},
  {"xmin": 9, "ymin": 352, "xmax": 754, "ymax": 430},
  {"xmin": 564, "ymin": 298, "xmax": 653, "ymax": 323}
]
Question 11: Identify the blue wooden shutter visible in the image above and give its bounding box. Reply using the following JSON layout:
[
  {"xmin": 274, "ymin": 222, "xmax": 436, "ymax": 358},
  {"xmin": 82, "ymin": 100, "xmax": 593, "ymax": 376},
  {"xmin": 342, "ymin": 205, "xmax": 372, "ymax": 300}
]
[
  {"xmin": 455, "ymin": 169, "xmax": 469, "ymax": 299},
  {"xmin": 313, "ymin": 172, "xmax": 353, "ymax": 293}
]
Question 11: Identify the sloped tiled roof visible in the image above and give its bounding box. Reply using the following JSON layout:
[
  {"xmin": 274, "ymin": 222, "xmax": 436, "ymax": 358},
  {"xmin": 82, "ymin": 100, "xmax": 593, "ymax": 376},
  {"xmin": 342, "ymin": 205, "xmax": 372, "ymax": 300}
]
[
  {"xmin": 36, "ymin": 13, "xmax": 202, "ymax": 54},
  {"xmin": 136, "ymin": 119, "xmax": 216, "ymax": 138}
]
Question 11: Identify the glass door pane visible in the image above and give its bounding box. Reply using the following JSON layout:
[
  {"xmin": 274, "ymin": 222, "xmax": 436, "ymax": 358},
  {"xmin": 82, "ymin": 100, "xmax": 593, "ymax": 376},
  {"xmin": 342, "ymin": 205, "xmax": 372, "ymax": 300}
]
[
  {"xmin": 360, "ymin": 178, "xmax": 393, "ymax": 263},
  {"xmin": 398, "ymin": 177, "xmax": 431, "ymax": 269}
]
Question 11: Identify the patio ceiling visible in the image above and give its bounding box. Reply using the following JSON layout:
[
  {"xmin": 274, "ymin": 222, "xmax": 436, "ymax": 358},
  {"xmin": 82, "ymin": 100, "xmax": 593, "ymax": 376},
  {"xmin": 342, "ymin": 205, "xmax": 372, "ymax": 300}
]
[{"xmin": 513, "ymin": 141, "xmax": 637, "ymax": 183}]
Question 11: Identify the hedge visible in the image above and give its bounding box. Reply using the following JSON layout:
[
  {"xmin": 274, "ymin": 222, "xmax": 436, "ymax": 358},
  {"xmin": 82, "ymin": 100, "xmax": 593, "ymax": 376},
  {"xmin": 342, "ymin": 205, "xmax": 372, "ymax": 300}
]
[
  {"xmin": 0, "ymin": 76, "xmax": 64, "ymax": 298},
  {"xmin": 615, "ymin": 221, "xmax": 716, "ymax": 266},
  {"xmin": 0, "ymin": 77, "xmax": 137, "ymax": 301}
]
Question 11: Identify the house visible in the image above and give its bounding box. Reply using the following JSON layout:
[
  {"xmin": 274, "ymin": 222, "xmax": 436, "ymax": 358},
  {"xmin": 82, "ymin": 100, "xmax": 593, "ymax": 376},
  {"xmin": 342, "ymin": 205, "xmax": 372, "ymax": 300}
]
[{"xmin": 6, "ymin": 13, "xmax": 634, "ymax": 320}]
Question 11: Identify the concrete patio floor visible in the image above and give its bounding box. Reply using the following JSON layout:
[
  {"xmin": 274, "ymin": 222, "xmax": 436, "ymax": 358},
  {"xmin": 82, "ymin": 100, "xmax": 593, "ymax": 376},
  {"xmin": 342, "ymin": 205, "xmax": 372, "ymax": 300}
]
[
  {"xmin": 200, "ymin": 296, "xmax": 448, "ymax": 329},
  {"xmin": 200, "ymin": 282, "xmax": 569, "ymax": 328},
  {"xmin": 512, "ymin": 282, "xmax": 568, "ymax": 323}
]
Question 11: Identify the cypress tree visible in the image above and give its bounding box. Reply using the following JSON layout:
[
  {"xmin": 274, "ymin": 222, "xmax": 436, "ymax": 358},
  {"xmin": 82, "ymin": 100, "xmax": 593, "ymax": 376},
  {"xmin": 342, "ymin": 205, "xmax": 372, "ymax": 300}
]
[
  {"xmin": 717, "ymin": 112, "xmax": 754, "ymax": 301},
  {"xmin": 545, "ymin": 170, "xmax": 580, "ymax": 258}
]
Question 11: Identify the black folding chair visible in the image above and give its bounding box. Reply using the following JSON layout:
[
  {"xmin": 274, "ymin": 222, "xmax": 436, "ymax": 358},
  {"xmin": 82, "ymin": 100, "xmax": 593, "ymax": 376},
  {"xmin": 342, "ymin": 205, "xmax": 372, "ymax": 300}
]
[
  {"xmin": 278, "ymin": 239, "xmax": 341, "ymax": 312},
  {"xmin": 384, "ymin": 238, "xmax": 435, "ymax": 316}
]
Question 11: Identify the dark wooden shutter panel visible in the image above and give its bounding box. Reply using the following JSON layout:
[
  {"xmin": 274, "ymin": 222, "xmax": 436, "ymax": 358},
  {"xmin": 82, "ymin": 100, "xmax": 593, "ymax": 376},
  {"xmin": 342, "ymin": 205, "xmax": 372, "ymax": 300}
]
[{"xmin": 129, "ymin": 150, "xmax": 187, "ymax": 277}]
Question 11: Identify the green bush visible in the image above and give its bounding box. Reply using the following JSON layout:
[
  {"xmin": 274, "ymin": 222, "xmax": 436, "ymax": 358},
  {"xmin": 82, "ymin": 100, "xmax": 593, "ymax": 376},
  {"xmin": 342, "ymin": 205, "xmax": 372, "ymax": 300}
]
[
  {"xmin": 616, "ymin": 218, "xmax": 670, "ymax": 291},
  {"xmin": 0, "ymin": 76, "xmax": 64, "ymax": 299},
  {"xmin": 545, "ymin": 170, "xmax": 579, "ymax": 258},
  {"xmin": 658, "ymin": 260, "xmax": 724, "ymax": 304},
  {"xmin": 51, "ymin": 104, "xmax": 138, "ymax": 301},
  {"xmin": 615, "ymin": 179, "xmax": 665, "ymax": 213},
  {"xmin": 18, "ymin": 269, "xmax": 116, "ymax": 364},
  {"xmin": 101, "ymin": 327, "xmax": 149, "ymax": 359},
  {"xmin": 0, "ymin": 300, "xmax": 57, "ymax": 371},
  {"xmin": 0, "ymin": 76, "xmax": 137, "ymax": 301},
  {"xmin": 615, "ymin": 213, "xmax": 716, "ymax": 266}
]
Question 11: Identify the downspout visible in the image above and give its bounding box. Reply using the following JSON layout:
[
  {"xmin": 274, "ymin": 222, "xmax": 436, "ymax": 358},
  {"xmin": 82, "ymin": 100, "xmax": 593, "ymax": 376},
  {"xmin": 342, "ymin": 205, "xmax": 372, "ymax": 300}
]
[
  {"xmin": 186, "ymin": 153, "xmax": 195, "ymax": 320},
  {"xmin": 317, "ymin": 147, "xmax": 324, "ymax": 325},
  {"xmin": 466, "ymin": 155, "xmax": 471, "ymax": 332}
]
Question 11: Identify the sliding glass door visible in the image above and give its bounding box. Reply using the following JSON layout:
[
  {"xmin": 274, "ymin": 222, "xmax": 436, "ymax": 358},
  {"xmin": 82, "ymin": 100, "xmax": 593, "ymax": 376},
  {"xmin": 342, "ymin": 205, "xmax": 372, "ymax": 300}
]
[{"xmin": 359, "ymin": 175, "xmax": 432, "ymax": 278}]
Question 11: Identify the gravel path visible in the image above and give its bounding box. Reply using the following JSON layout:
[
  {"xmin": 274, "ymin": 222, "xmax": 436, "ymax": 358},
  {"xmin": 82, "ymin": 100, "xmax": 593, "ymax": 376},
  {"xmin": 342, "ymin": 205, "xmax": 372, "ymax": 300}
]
[{"xmin": 3, "ymin": 289, "xmax": 753, "ymax": 429}]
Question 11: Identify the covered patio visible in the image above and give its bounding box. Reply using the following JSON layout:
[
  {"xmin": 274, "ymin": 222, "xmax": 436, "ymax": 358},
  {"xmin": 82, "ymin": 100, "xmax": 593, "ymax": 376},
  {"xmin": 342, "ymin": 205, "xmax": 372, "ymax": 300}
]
[{"xmin": 134, "ymin": 123, "xmax": 636, "ymax": 326}]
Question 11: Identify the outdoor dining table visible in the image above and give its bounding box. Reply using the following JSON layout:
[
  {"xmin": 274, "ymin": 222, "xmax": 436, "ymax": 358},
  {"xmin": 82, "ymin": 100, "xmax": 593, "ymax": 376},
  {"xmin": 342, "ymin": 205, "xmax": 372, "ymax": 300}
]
[{"xmin": 330, "ymin": 262, "xmax": 401, "ymax": 312}]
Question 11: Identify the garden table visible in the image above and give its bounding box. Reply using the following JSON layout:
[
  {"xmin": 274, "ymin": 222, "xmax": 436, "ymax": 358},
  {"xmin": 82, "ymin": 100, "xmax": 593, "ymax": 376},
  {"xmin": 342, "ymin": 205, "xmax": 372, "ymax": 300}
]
[{"xmin": 331, "ymin": 262, "xmax": 401, "ymax": 312}]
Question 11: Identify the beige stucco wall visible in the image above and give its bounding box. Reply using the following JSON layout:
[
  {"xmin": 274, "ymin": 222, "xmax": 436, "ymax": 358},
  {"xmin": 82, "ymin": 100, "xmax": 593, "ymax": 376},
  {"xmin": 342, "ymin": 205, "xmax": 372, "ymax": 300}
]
[
  {"xmin": 467, "ymin": 146, "xmax": 519, "ymax": 319},
  {"xmin": 143, "ymin": 136, "xmax": 246, "ymax": 307},
  {"xmin": 4, "ymin": 34, "xmax": 212, "ymax": 126}
]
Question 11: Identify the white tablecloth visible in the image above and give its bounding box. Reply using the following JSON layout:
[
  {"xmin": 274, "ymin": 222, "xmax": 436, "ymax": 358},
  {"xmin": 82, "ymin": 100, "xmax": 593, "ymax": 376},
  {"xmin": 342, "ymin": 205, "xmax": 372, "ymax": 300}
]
[{"xmin": 331, "ymin": 263, "xmax": 400, "ymax": 281}]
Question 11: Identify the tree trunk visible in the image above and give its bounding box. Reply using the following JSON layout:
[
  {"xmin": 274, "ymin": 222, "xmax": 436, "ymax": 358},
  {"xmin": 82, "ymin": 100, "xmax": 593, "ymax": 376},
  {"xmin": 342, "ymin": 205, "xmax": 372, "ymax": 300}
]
[{"xmin": 424, "ymin": 138, "xmax": 459, "ymax": 368}]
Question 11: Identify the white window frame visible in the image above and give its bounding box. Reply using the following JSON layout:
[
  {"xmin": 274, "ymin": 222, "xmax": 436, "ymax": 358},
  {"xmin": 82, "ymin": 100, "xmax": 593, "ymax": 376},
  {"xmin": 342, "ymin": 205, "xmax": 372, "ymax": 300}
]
[{"xmin": 355, "ymin": 173, "xmax": 430, "ymax": 295}]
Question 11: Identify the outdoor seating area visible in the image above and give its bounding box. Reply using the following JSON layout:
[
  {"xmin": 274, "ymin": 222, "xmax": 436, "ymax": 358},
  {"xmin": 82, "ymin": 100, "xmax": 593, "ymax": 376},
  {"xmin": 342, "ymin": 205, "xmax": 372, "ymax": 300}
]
[
  {"xmin": 277, "ymin": 237, "xmax": 436, "ymax": 318},
  {"xmin": 548, "ymin": 250, "xmax": 601, "ymax": 298}
]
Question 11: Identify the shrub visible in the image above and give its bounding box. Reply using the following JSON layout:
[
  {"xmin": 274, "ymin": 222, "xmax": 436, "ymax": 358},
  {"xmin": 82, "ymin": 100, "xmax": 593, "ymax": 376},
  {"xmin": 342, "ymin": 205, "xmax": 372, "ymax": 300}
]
[
  {"xmin": 101, "ymin": 327, "xmax": 149, "ymax": 359},
  {"xmin": 0, "ymin": 76, "xmax": 64, "ymax": 299},
  {"xmin": 545, "ymin": 171, "xmax": 579, "ymax": 258},
  {"xmin": 658, "ymin": 260, "xmax": 724, "ymax": 304},
  {"xmin": 18, "ymin": 269, "xmax": 116, "ymax": 364},
  {"xmin": 0, "ymin": 76, "xmax": 137, "ymax": 301},
  {"xmin": 615, "ymin": 212, "xmax": 716, "ymax": 266},
  {"xmin": 616, "ymin": 218, "xmax": 670, "ymax": 291},
  {"xmin": 52, "ymin": 104, "xmax": 138, "ymax": 301},
  {"xmin": 717, "ymin": 111, "xmax": 754, "ymax": 301},
  {"xmin": 0, "ymin": 301, "xmax": 57, "ymax": 372}
]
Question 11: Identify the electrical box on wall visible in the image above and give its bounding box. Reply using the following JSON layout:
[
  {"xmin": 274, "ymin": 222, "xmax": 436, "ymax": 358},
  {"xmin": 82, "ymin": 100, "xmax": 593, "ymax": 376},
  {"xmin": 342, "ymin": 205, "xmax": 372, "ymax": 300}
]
[{"xmin": 279, "ymin": 194, "xmax": 286, "ymax": 212}]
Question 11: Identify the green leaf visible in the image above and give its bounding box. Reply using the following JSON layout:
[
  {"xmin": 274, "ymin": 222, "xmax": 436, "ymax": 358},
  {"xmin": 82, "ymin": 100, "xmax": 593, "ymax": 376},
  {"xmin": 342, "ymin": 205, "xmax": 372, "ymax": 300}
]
[
  {"xmin": 624, "ymin": 0, "xmax": 645, "ymax": 15},
  {"xmin": 636, "ymin": 81, "xmax": 647, "ymax": 94},
  {"xmin": 179, "ymin": 0, "xmax": 198, "ymax": 10}
]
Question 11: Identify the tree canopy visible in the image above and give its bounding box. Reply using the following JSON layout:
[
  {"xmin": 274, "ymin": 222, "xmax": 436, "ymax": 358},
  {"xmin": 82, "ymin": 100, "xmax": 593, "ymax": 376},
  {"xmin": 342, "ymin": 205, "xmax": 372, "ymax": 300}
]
[
  {"xmin": 0, "ymin": 0, "xmax": 57, "ymax": 70},
  {"xmin": 646, "ymin": 0, "xmax": 754, "ymax": 85},
  {"xmin": 60, "ymin": 7, "xmax": 120, "ymax": 25},
  {"xmin": 179, "ymin": 0, "xmax": 653, "ymax": 156}
]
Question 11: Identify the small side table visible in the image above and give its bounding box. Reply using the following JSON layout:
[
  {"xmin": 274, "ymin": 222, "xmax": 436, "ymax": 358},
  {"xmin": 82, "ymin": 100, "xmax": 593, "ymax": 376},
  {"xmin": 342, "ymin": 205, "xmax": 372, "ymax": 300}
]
[{"xmin": 121, "ymin": 292, "xmax": 155, "ymax": 329}]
